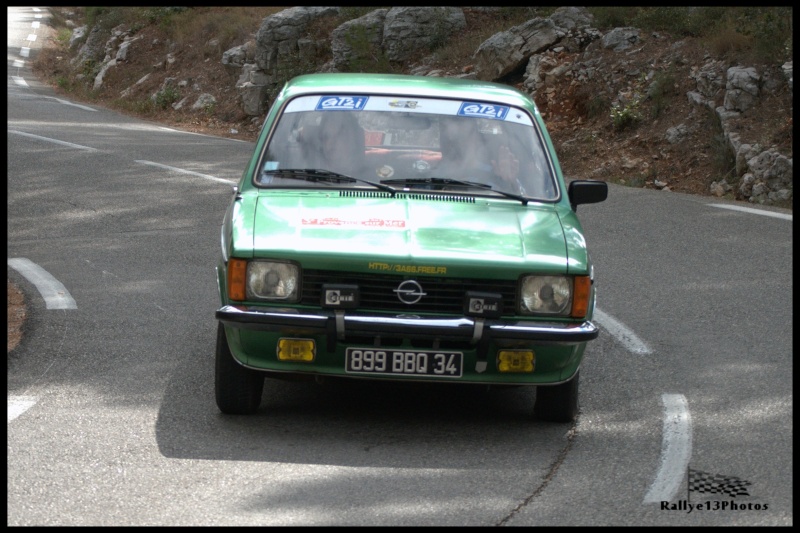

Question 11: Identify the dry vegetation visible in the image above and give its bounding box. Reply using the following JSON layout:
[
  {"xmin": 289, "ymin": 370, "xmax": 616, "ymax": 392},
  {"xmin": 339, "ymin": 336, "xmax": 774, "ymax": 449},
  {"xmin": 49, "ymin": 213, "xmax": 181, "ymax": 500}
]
[{"xmin": 7, "ymin": 282, "xmax": 26, "ymax": 353}]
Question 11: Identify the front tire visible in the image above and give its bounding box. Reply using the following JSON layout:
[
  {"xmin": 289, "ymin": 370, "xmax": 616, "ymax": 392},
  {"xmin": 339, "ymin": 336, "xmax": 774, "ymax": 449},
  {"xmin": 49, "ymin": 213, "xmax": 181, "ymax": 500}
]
[
  {"xmin": 534, "ymin": 371, "xmax": 579, "ymax": 423},
  {"xmin": 215, "ymin": 323, "xmax": 264, "ymax": 414}
]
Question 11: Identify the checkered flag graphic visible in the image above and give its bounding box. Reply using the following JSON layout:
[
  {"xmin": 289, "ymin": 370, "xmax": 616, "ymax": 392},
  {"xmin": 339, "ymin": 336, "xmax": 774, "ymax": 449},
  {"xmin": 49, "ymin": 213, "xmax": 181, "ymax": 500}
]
[{"xmin": 688, "ymin": 468, "xmax": 751, "ymax": 498}]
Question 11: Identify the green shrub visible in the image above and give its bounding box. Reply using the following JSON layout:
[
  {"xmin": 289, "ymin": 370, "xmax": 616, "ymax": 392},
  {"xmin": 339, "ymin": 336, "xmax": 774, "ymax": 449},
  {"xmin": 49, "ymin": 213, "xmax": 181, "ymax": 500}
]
[
  {"xmin": 84, "ymin": 7, "xmax": 112, "ymax": 28},
  {"xmin": 55, "ymin": 28, "xmax": 71, "ymax": 47},
  {"xmin": 632, "ymin": 7, "xmax": 693, "ymax": 35},
  {"xmin": 733, "ymin": 7, "xmax": 793, "ymax": 63},
  {"xmin": 154, "ymin": 86, "xmax": 180, "ymax": 109},
  {"xmin": 343, "ymin": 25, "xmax": 394, "ymax": 73},
  {"xmin": 80, "ymin": 59, "xmax": 100, "ymax": 80},
  {"xmin": 267, "ymin": 52, "xmax": 320, "ymax": 102},
  {"xmin": 702, "ymin": 107, "xmax": 737, "ymax": 181},
  {"xmin": 586, "ymin": 96, "xmax": 609, "ymax": 120},
  {"xmin": 610, "ymin": 98, "xmax": 643, "ymax": 131},
  {"xmin": 589, "ymin": 7, "xmax": 641, "ymax": 29},
  {"xmin": 339, "ymin": 7, "xmax": 379, "ymax": 21},
  {"xmin": 647, "ymin": 69, "xmax": 677, "ymax": 119}
]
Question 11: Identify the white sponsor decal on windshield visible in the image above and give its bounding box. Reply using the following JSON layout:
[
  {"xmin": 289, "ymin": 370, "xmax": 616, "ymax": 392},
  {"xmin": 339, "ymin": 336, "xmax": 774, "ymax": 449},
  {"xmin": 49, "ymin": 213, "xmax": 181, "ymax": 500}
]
[
  {"xmin": 316, "ymin": 95, "xmax": 369, "ymax": 111},
  {"xmin": 458, "ymin": 101, "xmax": 509, "ymax": 120}
]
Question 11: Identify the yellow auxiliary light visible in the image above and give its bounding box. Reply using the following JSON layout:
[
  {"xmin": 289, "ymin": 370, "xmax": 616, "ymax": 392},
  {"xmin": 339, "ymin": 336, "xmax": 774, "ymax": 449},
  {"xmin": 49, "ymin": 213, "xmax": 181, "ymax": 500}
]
[
  {"xmin": 277, "ymin": 338, "xmax": 316, "ymax": 362},
  {"xmin": 498, "ymin": 350, "xmax": 535, "ymax": 373}
]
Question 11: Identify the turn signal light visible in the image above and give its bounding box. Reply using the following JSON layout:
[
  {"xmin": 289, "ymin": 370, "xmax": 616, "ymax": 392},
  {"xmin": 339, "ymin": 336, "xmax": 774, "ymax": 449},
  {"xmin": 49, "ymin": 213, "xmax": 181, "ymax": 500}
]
[
  {"xmin": 227, "ymin": 258, "xmax": 248, "ymax": 301},
  {"xmin": 570, "ymin": 276, "xmax": 592, "ymax": 318}
]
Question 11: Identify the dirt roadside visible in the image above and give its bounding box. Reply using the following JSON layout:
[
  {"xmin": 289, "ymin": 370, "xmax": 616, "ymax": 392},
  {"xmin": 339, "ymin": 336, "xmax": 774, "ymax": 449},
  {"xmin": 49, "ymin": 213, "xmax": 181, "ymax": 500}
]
[{"xmin": 8, "ymin": 281, "xmax": 26, "ymax": 353}]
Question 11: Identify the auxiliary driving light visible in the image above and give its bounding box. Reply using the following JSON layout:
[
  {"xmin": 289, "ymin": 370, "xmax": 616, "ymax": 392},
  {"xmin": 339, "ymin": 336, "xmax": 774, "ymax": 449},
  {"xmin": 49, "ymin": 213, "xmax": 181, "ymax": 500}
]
[
  {"xmin": 277, "ymin": 338, "xmax": 316, "ymax": 362},
  {"xmin": 498, "ymin": 350, "xmax": 534, "ymax": 373}
]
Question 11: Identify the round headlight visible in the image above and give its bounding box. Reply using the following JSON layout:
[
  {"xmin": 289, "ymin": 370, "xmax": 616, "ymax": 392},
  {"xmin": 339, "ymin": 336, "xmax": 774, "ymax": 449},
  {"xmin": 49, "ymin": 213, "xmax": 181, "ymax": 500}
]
[
  {"xmin": 520, "ymin": 276, "xmax": 571, "ymax": 315},
  {"xmin": 247, "ymin": 261, "xmax": 299, "ymax": 300}
]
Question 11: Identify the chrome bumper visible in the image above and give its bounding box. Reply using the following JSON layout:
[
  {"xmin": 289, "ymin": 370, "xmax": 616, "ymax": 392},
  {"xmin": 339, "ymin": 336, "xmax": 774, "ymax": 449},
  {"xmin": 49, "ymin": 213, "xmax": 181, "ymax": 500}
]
[{"xmin": 216, "ymin": 305, "xmax": 598, "ymax": 345}]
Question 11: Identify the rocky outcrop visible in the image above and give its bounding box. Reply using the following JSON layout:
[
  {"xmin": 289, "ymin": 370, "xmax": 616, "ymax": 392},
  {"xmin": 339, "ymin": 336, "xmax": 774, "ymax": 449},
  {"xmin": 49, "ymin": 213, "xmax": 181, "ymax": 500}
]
[{"xmin": 382, "ymin": 7, "xmax": 466, "ymax": 63}]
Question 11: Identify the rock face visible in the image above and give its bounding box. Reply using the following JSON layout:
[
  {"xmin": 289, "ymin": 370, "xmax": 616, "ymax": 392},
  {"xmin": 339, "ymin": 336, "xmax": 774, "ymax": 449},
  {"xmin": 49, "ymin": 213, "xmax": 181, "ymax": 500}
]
[{"xmin": 72, "ymin": 6, "xmax": 792, "ymax": 205}]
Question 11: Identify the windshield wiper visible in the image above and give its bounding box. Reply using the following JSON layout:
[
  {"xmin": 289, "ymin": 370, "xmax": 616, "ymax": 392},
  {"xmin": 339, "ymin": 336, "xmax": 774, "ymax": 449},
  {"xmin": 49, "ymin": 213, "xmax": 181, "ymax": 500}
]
[
  {"xmin": 263, "ymin": 168, "xmax": 396, "ymax": 195},
  {"xmin": 381, "ymin": 177, "xmax": 490, "ymax": 189},
  {"xmin": 380, "ymin": 177, "xmax": 529, "ymax": 204}
]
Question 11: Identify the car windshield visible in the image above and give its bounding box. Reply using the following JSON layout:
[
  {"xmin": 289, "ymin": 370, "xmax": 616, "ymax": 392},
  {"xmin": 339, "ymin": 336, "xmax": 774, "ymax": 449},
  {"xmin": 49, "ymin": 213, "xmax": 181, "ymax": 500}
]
[{"xmin": 257, "ymin": 94, "xmax": 558, "ymax": 200}]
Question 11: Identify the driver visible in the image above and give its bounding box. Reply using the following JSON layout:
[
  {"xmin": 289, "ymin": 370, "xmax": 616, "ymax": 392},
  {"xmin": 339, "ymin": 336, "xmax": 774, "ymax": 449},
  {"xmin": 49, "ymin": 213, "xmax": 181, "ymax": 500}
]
[
  {"xmin": 301, "ymin": 112, "xmax": 370, "ymax": 178},
  {"xmin": 437, "ymin": 116, "xmax": 523, "ymax": 194}
]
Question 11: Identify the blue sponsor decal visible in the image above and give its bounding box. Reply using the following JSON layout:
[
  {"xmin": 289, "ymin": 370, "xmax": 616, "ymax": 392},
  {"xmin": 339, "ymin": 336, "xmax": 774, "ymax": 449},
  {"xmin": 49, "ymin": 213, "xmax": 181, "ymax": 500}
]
[
  {"xmin": 317, "ymin": 95, "xmax": 369, "ymax": 111},
  {"xmin": 457, "ymin": 102, "xmax": 509, "ymax": 120}
]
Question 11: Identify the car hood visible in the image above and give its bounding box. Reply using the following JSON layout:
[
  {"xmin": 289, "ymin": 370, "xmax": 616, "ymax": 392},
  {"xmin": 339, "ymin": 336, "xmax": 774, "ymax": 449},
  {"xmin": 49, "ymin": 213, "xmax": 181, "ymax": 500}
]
[{"xmin": 240, "ymin": 191, "xmax": 576, "ymax": 273}]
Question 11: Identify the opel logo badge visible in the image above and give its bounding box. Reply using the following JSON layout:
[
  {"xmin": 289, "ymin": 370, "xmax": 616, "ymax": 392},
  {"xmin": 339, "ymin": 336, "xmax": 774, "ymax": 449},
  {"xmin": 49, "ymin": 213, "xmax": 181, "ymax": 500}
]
[{"xmin": 394, "ymin": 280, "xmax": 426, "ymax": 305}]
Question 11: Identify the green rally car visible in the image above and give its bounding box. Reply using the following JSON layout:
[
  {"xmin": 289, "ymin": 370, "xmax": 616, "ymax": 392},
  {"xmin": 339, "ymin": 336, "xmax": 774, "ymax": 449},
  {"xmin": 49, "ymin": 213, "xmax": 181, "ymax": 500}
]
[{"xmin": 215, "ymin": 73, "xmax": 607, "ymax": 422}]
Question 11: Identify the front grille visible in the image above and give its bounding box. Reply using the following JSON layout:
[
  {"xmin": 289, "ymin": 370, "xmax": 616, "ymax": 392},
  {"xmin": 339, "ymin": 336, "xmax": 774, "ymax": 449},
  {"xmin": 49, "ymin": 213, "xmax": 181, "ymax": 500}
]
[{"xmin": 301, "ymin": 269, "xmax": 517, "ymax": 314}]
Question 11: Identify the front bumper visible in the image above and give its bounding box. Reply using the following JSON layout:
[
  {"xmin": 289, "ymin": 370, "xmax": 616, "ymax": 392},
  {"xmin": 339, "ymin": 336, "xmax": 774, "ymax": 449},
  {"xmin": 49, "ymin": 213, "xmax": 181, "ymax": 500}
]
[{"xmin": 216, "ymin": 304, "xmax": 598, "ymax": 346}]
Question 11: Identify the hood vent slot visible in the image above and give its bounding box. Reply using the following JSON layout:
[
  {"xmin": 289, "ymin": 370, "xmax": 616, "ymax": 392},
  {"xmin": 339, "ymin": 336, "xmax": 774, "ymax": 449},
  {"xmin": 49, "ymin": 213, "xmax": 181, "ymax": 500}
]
[{"xmin": 339, "ymin": 190, "xmax": 475, "ymax": 203}]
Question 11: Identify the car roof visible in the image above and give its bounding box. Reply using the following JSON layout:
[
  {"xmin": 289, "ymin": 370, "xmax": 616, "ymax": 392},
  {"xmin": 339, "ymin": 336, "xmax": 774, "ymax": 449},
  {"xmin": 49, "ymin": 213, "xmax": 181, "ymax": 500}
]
[{"xmin": 279, "ymin": 73, "xmax": 539, "ymax": 112}]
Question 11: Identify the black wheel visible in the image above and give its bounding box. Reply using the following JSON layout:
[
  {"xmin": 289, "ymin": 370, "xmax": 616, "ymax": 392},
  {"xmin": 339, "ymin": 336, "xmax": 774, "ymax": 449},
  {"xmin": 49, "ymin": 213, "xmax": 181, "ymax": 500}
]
[
  {"xmin": 534, "ymin": 371, "xmax": 579, "ymax": 423},
  {"xmin": 215, "ymin": 323, "xmax": 264, "ymax": 414}
]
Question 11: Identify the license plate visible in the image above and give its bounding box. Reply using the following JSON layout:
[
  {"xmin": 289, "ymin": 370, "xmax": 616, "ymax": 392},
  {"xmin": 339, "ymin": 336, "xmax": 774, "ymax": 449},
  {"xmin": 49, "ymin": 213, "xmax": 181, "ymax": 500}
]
[{"xmin": 345, "ymin": 348, "xmax": 463, "ymax": 378}]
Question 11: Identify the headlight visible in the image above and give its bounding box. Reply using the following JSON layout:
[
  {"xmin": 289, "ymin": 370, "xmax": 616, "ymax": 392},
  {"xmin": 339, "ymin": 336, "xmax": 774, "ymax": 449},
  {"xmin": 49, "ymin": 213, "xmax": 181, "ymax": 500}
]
[
  {"xmin": 246, "ymin": 260, "xmax": 300, "ymax": 301},
  {"xmin": 519, "ymin": 275, "xmax": 572, "ymax": 315},
  {"xmin": 518, "ymin": 275, "xmax": 592, "ymax": 318}
]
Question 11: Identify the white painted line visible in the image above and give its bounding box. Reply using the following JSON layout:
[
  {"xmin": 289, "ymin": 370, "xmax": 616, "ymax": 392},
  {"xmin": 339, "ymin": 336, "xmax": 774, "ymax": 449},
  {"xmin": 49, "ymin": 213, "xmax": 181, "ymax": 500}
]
[
  {"xmin": 20, "ymin": 47, "xmax": 30, "ymax": 58},
  {"xmin": 7, "ymin": 258, "xmax": 77, "ymax": 310},
  {"xmin": 709, "ymin": 203, "xmax": 792, "ymax": 220},
  {"xmin": 26, "ymin": 33, "xmax": 37, "ymax": 42},
  {"xmin": 7, "ymin": 130, "xmax": 98, "ymax": 151},
  {"xmin": 31, "ymin": 21, "xmax": 40, "ymax": 29},
  {"xmin": 593, "ymin": 308, "xmax": 652, "ymax": 355},
  {"xmin": 8, "ymin": 396, "xmax": 37, "ymax": 422},
  {"xmin": 12, "ymin": 76, "xmax": 28, "ymax": 87},
  {"xmin": 643, "ymin": 394, "xmax": 693, "ymax": 504},
  {"xmin": 135, "ymin": 160, "xmax": 235, "ymax": 185},
  {"xmin": 13, "ymin": 59, "xmax": 25, "ymax": 68},
  {"xmin": 45, "ymin": 97, "xmax": 97, "ymax": 112}
]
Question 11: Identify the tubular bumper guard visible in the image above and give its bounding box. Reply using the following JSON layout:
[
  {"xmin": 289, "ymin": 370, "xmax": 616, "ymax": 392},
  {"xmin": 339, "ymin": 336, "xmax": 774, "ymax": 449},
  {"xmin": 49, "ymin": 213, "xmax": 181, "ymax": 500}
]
[{"xmin": 216, "ymin": 305, "xmax": 599, "ymax": 346}]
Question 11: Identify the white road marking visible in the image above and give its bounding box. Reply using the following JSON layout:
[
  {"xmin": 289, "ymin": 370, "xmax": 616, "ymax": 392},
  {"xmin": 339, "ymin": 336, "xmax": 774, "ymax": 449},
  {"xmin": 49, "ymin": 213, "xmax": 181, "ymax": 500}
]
[
  {"xmin": 709, "ymin": 203, "xmax": 792, "ymax": 220},
  {"xmin": 11, "ymin": 76, "xmax": 28, "ymax": 87},
  {"xmin": 593, "ymin": 308, "xmax": 652, "ymax": 355},
  {"xmin": 643, "ymin": 394, "xmax": 693, "ymax": 503},
  {"xmin": 20, "ymin": 46, "xmax": 30, "ymax": 57},
  {"xmin": 8, "ymin": 396, "xmax": 37, "ymax": 423},
  {"xmin": 7, "ymin": 130, "xmax": 98, "ymax": 151},
  {"xmin": 13, "ymin": 59, "xmax": 25, "ymax": 68},
  {"xmin": 135, "ymin": 160, "xmax": 235, "ymax": 184},
  {"xmin": 46, "ymin": 97, "xmax": 97, "ymax": 112},
  {"xmin": 7, "ymin": 258, "xmax": 77, "ymax": 310},
  {"xmin": 26, "ymin": 33, "xmax": 37, "ymax": 42}
]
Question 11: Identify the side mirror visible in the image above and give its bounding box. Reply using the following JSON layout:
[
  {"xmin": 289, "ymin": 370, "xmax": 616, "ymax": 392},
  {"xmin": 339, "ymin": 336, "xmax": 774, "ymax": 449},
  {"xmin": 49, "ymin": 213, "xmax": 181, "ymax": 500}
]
[{"xmin": 568, "ymin": 180, "xmax": 607, "ymax": 211}]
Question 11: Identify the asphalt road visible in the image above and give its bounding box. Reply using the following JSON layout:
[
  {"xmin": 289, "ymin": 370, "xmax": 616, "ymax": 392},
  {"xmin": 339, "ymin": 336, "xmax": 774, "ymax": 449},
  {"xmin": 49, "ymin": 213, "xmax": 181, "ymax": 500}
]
[{"xmin": 7, "ymin": 6, "xmax": 793, "ymax": 526}]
